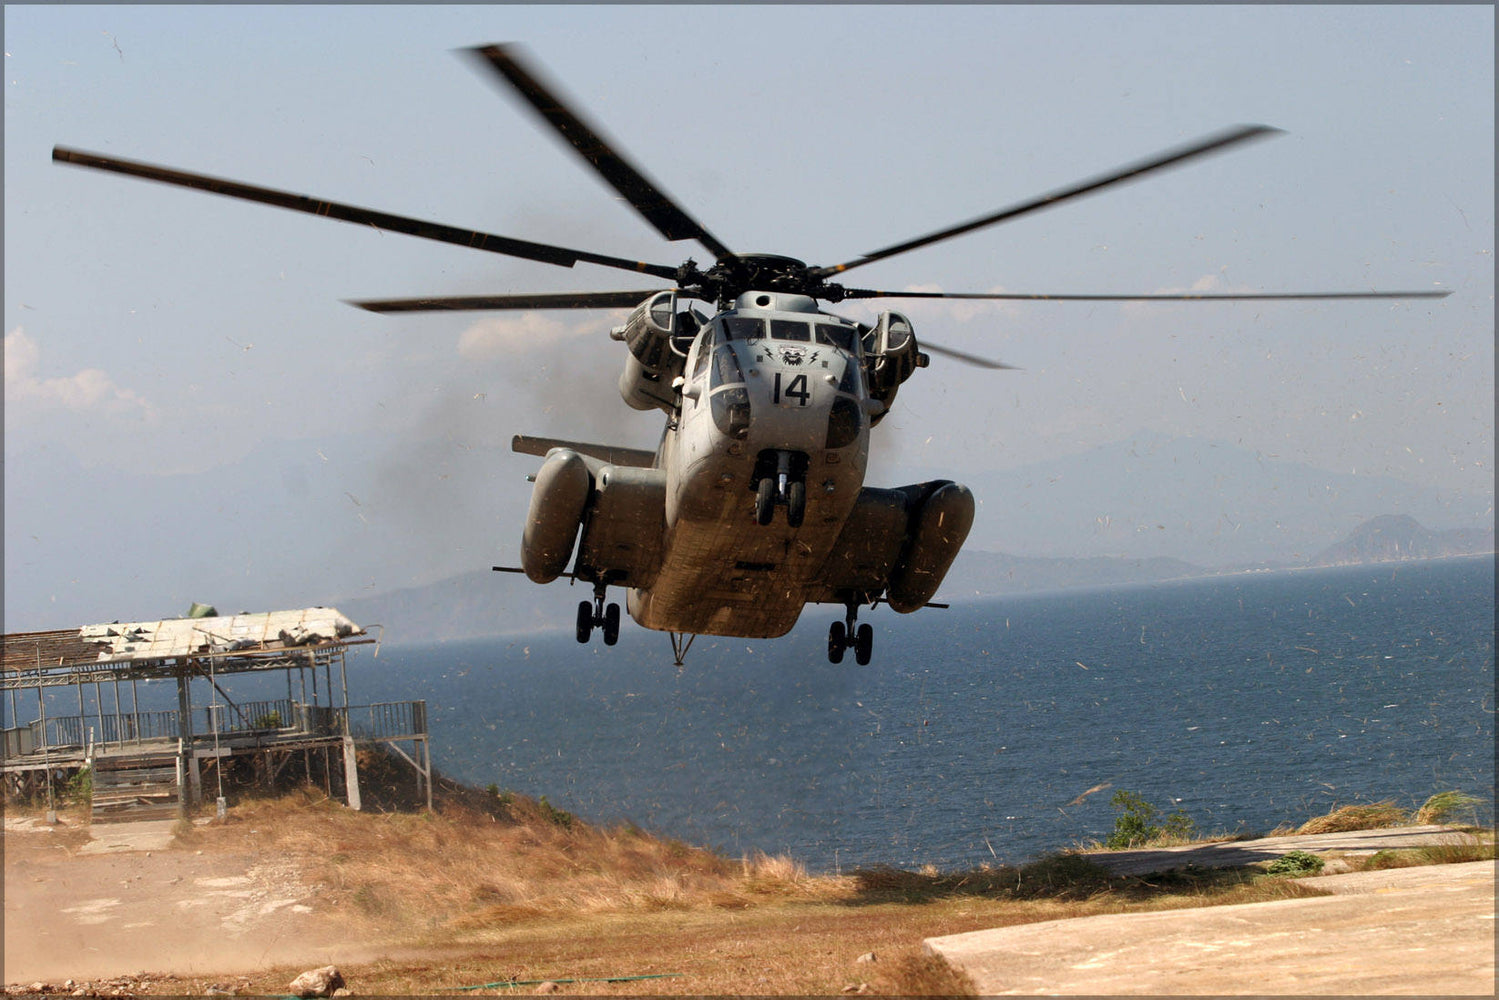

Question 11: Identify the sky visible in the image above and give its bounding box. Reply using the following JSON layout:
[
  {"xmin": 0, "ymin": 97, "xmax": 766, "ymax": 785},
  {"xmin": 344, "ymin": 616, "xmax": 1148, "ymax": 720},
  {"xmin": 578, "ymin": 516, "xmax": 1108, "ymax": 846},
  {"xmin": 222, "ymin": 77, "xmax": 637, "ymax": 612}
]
[{"xmin": 4, "ymin": 5, "xmax": 1493, "ymax": 630}]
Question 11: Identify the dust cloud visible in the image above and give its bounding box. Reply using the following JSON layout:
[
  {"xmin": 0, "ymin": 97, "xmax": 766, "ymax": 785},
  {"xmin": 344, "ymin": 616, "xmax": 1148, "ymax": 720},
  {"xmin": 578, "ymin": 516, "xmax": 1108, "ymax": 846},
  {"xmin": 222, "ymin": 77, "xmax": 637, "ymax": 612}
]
[
  {"xmin": 3, "ymin": 832, "xmax": 362, "ymax": 984},
  {"xmin": 355, "ymin": 306, "xmax": 663, "ymax": 587}
]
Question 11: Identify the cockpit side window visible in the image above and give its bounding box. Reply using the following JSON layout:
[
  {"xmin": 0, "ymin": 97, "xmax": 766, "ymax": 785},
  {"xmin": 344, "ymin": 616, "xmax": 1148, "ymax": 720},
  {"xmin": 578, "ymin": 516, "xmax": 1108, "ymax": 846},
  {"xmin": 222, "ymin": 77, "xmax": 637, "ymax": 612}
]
[
  {"xmin": 770, "ymin": 319, "xmax": 811, "ymax": 342},
  {"xmin": 692, "ymin": 326, "xmax": 716, "ymax": 380},
  {"xmin": 815, "ymin": 323, "xmax": 857, "ymax": 352},
  {"xmin": 710, "ymin": 344, "xmax": 745, "ymax": 388}
]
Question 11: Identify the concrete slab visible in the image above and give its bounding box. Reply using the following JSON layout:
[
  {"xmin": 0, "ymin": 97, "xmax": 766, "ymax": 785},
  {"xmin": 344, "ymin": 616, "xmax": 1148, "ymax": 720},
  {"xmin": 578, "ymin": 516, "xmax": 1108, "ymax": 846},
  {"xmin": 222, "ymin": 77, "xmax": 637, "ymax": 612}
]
[
  {"xmin": 926, "ymin": 861, "xmax": 1495, "ymax": 995},
  {"xmin": 1083, "ymin": 824, "xmax": 1481, "ymax": 876},
  {"xmin": 77, "ymin": 819, "xmax": 180, "ymax": 855}
]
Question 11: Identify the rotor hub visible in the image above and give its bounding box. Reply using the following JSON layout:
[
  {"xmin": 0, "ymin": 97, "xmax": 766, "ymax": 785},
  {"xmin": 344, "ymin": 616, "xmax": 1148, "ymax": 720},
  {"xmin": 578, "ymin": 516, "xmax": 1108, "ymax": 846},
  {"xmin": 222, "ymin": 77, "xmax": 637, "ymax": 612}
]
[{"xmin": 679, "ymin": 253, "xmax": 846, "ymax": 307}]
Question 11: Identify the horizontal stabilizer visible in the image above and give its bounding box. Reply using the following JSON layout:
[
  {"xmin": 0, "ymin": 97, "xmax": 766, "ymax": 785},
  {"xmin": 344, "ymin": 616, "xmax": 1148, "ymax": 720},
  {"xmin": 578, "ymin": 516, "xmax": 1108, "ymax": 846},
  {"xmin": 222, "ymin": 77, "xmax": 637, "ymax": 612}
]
[{"xmin": 511, "ymin": 434, "xmax": 656, "ymax": 468}]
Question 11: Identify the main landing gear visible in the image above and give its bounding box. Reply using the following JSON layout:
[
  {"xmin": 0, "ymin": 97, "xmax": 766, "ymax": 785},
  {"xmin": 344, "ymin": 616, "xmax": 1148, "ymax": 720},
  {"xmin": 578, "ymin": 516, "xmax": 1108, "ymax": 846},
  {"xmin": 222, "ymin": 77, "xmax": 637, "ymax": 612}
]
[
  {"xmin": 828, "ymin": 600, "xmax": 873, "ymax": 665},
  {"xmin": 754, "ymin": 450, "xmax": 808, "ymax": 528},
  {"xmin": 576, "ymin": 584, "xmax": 621, "ymax": 646}
]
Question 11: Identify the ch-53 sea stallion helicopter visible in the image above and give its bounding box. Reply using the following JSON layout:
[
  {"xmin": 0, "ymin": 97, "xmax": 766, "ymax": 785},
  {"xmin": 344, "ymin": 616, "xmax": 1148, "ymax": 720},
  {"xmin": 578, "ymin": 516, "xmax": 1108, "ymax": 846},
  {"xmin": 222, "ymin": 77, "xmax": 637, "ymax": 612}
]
[{"xmin": 55, "ymin": 44, "xmax": 1447, "ymax": 665}]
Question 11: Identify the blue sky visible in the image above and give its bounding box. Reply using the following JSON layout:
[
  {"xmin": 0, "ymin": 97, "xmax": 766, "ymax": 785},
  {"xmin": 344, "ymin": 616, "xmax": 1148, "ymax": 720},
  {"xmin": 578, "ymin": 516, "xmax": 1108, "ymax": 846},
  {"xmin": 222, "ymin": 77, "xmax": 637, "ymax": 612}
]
[{"xmin": 4, "ymin": 5, "xmax": 1492, "ymax": 628}]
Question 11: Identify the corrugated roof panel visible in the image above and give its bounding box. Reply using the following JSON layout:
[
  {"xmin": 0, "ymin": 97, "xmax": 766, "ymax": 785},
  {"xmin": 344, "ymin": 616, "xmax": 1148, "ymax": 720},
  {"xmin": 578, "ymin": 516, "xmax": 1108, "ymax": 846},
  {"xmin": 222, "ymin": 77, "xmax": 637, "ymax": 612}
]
[
  {"xmin": 81, "ymin": 608, "xmax": 363, "ymax": 660},
  {"xmin": 5, "ymin": 609, "xmax": 364, "ymax": 671}
]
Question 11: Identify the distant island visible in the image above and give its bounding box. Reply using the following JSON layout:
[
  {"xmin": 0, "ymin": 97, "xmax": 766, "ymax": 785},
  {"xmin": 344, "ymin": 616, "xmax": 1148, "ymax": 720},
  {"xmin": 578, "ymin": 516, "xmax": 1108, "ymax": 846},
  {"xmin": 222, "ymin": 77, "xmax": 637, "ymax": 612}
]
[
  {"xmin": 1308, "ymin": 514, "xmax": 1495, "ymax": 567},
  {"xmin": 335, "ymin": 515, "xmax": 1494, "ymax": 644},
  {"xmin": 945, "ymin": 513, "xmax": 1494, "ymax": 599}
]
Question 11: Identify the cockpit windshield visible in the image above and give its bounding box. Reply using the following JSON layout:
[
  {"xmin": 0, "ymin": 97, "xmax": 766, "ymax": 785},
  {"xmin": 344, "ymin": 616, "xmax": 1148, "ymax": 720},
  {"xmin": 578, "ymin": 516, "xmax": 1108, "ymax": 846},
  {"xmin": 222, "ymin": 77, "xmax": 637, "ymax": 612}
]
[
  {"xmin": 711, "ymin": 315, "xmax": 858, "ymax": 353},
  {"xmin": 719, "ymin": 317, "xmax": 765, "ymax": 341},
  {"xmin": 769, "ymin": 319, "xmax": 811, "ymax": 342}
]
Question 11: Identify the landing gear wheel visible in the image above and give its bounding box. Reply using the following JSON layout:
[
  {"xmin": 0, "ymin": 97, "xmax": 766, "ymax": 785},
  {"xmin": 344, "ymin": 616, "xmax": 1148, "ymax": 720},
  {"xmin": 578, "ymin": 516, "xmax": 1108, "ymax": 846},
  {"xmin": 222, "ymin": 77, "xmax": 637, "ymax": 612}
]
[
  {"xmin": 854, "ymin": 623, "xmax": 874, "ymax": 666},
  {"xmin": 755, "ymin": 478, "xmax": 776, "ymax": 525},
  {"xmin": 603, "ymin": 602, "xmax": 621, "ymax": 646},
  {"xmin": 827, "ymin": 620, "xmax": 847, "ymax": 663},
  {"xmin": 786, "ymin": 479, "xmax": 806, "ymax": 528},
  {"xmin": 575, "ymin": 601, "xmax": 593, "ymax": 643}
]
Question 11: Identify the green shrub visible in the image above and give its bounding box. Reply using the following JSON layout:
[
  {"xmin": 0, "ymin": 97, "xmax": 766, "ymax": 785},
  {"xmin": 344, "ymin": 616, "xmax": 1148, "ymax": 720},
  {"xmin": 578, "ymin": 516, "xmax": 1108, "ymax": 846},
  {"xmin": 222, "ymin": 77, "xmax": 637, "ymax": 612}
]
[
  {"xmin": 538, "ymin": 794, "xmax": 574, "ymax": 829},
  {"xmin": 1161, "ymin": 808, "xmax": 1198, "ymax": 842},
  {"xmin": 1363, "ymin": 849, "xmax": 1404, "ymax": 870},
  {"xmin": 1266, "ymin": 850, "xmax": 1325, "ymax": 876},
  {"xmin": 1105, "ymin": 790, "xmax": 1197, "ymax": 849},
  {"xmin": 64, "ymin": 766, "xmax": 93, "ymax": 805}
]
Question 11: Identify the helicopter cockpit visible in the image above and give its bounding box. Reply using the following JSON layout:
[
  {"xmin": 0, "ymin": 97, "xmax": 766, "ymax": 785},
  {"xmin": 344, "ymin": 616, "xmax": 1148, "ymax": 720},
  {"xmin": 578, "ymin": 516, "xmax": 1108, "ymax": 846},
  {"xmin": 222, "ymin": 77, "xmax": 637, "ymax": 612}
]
[
  {"xmin": 710, "ymin": 314, "xmax": 862, "ymax": 354},
  {"xmin": 688, "ymin": 309, "xmax": 868, "ymax": 449}
]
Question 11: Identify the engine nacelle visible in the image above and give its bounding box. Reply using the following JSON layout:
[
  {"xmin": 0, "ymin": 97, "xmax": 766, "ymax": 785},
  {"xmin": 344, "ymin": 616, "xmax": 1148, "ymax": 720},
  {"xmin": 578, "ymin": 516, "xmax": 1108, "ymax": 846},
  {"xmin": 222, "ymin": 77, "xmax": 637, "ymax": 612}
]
[
  {"xmin": 611, "ymin": 290, "xmax": 698, "ymax": 412},
  {"xmin": 886, "ymin": 480, "xmax": 974, "ymax": 613},
  {"xmin": 521, "ymin": 448, "xmax": 592, "ymax": 584},
  {"xmin": 862, "ymin": 311, "xmax": 928, "ymax": 423}
]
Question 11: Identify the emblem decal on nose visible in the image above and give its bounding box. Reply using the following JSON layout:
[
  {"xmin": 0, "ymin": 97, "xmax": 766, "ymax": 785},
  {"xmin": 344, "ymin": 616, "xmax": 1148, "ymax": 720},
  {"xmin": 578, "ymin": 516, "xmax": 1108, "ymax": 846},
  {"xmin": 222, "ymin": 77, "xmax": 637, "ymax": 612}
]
[{"xmin": 779, "ymin": 347, "xmax": 818, "ymax": 367}]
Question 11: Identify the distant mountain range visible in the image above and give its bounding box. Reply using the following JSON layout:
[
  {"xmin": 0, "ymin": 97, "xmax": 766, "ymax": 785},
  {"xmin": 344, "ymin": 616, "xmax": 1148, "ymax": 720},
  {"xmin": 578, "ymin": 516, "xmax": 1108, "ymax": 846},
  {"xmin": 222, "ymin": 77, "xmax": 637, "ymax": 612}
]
[
  {"xmin": 7, "ymin": 428, "xmax": 1490, "ymax": 635},
  {"xmin": 336, "ymin": 515, "xmax": 1493, "ymax": 644},
  {"xmin": 937, "ymin": 431, "xmax": 1488, "ymax": 568}
]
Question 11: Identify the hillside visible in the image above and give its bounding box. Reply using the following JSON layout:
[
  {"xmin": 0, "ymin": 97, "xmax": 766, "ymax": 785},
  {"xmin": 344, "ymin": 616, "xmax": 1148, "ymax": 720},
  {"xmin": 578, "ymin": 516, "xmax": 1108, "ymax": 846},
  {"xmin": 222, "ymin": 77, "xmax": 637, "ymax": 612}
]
[
  {"xmin": 8, "ymin": 774, "xmax": 1491, "ymax": 994},
  {"xmin": 1311, "ymin": 514, "xmax": 1495, "ymax": 567}
]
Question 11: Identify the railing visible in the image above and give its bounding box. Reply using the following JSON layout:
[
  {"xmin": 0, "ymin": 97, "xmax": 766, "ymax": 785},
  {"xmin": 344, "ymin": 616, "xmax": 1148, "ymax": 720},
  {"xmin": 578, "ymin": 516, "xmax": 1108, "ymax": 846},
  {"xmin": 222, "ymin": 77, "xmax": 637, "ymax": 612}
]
[
  {"xmin": 23, "ymin": 710, "xmax": 182, "ymax": 750},
  {"xmin": 26, "ymin": 715, "xmax": 87, "ymax": 750},
  {"xmin": 338, "ymin": 701, "xmax": 427, "ymax": 740},
  {"xmin": 7, "ymin": 700, "xmax": 427, "ymax": 756},
  {"xmin": 100, "ymin": 710, "xmax": 181, "ymax": 743},
  {"xmin": 205, "ymin": 699, "xmax": 295, "ymax": 734}
]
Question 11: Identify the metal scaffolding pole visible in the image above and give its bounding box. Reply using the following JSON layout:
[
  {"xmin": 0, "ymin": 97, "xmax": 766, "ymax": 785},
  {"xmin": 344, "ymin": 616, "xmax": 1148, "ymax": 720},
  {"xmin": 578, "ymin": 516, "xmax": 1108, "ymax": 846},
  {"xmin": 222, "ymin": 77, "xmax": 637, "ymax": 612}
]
[{"xmin": 112, "ymin": 677, "xmax": 123, "ymax": 749}]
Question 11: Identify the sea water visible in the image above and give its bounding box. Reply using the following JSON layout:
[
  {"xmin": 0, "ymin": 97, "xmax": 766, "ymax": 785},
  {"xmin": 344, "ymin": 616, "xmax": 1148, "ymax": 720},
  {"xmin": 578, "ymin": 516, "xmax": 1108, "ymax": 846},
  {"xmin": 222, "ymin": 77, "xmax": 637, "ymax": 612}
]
[{"xmin": 360, "ymin": 556, "xmax": 1493, "ymax": 870}]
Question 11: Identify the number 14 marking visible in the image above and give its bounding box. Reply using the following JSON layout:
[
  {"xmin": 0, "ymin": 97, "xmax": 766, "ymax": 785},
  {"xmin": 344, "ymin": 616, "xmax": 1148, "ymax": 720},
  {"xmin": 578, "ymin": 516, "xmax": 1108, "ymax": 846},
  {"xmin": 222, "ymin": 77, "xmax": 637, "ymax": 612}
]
[{"xmin": 772, "ymin": 372, "xmax": 810, "ymax": 406}]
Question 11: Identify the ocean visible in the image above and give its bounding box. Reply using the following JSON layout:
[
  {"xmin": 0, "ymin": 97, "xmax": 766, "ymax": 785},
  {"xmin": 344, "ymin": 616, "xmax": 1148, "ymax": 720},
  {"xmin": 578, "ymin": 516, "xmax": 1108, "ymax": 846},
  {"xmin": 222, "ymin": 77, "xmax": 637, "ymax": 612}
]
[{"xmin": 361, "ymin": 556, "xmax": 1494, "ymax": 871}]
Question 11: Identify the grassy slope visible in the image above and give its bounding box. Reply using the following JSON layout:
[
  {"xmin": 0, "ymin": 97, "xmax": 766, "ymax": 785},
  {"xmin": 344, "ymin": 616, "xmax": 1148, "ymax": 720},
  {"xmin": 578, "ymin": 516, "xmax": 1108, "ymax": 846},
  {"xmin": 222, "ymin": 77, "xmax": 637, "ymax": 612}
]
[{"xmin": 13, "ymin": 758, "xmax": 1492, "ymax": 995}]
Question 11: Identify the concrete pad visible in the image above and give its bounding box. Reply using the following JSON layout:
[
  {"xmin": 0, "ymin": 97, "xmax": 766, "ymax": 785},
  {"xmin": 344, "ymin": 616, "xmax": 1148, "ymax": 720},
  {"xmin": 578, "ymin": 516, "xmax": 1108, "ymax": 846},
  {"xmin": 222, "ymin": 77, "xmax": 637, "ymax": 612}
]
[
  {"xmin": 925, "ymin": 861, "xmax": 1495, "ymax": 995},
  {"xmin": 1083, "ymin": 824, "xmax": 1481, "ymax": 876},
  {"xmin": 77, "ymin": 819, "xmax": 179, "ymax": 855}
]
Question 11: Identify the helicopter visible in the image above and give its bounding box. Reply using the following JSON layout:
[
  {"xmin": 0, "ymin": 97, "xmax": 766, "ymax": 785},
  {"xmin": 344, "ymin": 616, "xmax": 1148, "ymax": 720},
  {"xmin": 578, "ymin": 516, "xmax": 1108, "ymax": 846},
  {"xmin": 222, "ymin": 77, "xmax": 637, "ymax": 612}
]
[{"xmin": 53, "ymin": 43, "xmax": 1448, "ymax": 666}]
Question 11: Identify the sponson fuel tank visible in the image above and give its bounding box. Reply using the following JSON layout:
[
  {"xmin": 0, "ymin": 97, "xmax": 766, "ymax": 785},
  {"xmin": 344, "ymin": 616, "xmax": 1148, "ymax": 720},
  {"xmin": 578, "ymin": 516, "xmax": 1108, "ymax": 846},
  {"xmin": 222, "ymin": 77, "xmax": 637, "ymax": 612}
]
[
  {"xmin": 887, "ymin": 481, "xmax": 974, "ymax": 613},
  {"xmin": 521, "ymin": 448, "xmax": 591, "ymax": 583}
]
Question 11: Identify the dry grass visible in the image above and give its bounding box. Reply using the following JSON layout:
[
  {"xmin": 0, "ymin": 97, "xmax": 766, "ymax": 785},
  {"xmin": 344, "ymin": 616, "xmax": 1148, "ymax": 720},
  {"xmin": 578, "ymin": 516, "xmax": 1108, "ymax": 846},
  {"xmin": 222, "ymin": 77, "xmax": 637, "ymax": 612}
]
[
  {"xmin": 165, "ymin": 781, "xmax": 1277, "ymax": 994},
  {"xmin": 1414, "ymin": 790, "xmax": 1487, "ymax": 826},
  {"xmin": 124, "ymin": 765, "xmax": 1494, "ymax": 995},
  {"xmin": 1294, "ymin": 790, "xmax": 1492, "ymax": 836},
  {"xmin": 1296, "ymin": 799, "xmax": 1410, "ymax": 834},
  {"xmin": 209, "ymin": 789, "xmax": 752, "ymax": 932},
  {"xmin": 1357, "ymin": 834, "xmax": 1497, "ymax": 872},
  {"xmin": 194, "ymin": 903, "xmax": 1001, "ymax": 995}
]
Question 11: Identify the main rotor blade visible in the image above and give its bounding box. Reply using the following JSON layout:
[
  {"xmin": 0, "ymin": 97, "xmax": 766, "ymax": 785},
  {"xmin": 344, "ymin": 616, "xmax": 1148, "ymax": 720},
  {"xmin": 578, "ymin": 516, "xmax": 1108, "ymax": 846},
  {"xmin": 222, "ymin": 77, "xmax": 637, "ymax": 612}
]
[
  {"xmin": 52, "ymin": 146, "xmax": 679, "ymax": 281},
  {"xmin": 816, "ymin": 124, "xmax": 1283, "ymax": 279},
  {"xmin": 348, "ymin": 290, "xmax": 675, "ymax": 313},
  {"xmin": 468, "ymin": 44, "xmax": 734, "ymax": 262},
  {"xmin": 920, "ymin": 339, "xmax": 1020, "ymax": 370},
  {"xmin": 843, "ymin": 288, "xmax": 1452, "ymax": 302}
]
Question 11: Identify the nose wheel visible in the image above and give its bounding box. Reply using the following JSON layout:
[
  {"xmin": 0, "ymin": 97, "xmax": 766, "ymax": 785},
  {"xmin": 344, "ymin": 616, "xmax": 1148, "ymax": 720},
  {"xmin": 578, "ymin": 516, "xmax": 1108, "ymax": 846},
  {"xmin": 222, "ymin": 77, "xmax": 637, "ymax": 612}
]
[
  {"xmin": 575, "ymin": 585, "xmax": 621, "ymax": 646},
  {"xmin": 754, "ymin": 451, "xmax": 808, "ymax": 528},
  {"xmin": 827, "ymin": 603, "xmax": 873, "ymax": 665}
]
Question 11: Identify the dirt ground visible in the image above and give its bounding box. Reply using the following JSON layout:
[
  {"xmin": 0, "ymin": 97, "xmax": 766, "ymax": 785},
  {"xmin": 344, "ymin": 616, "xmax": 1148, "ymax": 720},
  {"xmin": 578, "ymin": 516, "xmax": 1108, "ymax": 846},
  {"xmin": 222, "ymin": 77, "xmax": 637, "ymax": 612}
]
[
  {"xmin": 6, "ymin": 807, "xmax": 1493, "ymax": 996},
  {"xmin": 4, "ymin": 814, "xmax": 387, "ymax": 987}
]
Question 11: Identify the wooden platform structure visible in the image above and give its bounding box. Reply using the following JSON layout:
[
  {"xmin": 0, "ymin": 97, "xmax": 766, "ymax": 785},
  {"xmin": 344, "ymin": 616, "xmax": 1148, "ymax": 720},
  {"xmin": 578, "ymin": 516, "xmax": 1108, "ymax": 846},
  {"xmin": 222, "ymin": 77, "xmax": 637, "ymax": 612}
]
[{"xmin": 2, "ymin": 607, "xmax": 431, "ymax": 818}]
